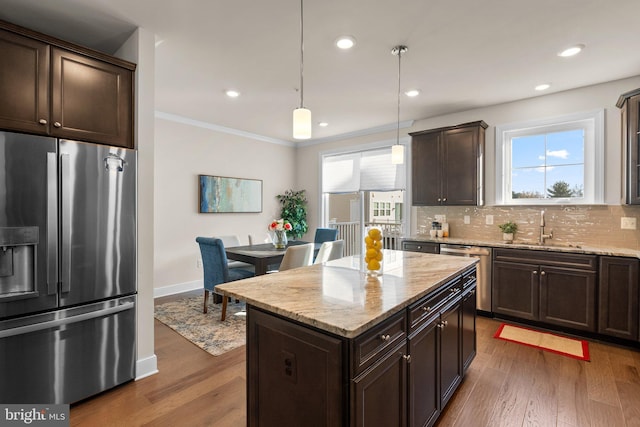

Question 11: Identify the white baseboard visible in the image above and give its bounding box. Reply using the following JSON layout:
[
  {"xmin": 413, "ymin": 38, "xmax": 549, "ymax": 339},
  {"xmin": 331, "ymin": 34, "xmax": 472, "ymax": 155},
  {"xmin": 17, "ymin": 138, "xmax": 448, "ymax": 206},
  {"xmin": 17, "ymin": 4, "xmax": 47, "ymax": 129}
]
[
  {"xmin": 135, "ymin": 354, "xmax": 158, "ymax": 380},
  {"xmin": 154, "ymin": 280, "xmax": 201, "ymax": 298}
]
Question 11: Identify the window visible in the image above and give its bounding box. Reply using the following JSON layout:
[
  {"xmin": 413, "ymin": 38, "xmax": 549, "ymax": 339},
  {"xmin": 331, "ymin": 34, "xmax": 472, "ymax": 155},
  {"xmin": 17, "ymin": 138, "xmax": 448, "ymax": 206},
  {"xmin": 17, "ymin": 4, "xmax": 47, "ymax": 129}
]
[{"xmin": 495, "ymin": 110, "xmax": 604, "ymax": 205}]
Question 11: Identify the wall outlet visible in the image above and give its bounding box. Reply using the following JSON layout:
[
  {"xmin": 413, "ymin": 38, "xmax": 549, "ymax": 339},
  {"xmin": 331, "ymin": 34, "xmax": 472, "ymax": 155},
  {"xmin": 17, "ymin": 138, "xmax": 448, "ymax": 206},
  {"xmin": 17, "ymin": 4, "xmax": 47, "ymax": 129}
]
[
  {"xmin": 196, "ymin": 257, "xmax": 202, "ymax": 268},
  {"xmin": 621, "ymin": 217, "xmax": 637, "ymax": 230},
  {"xmin": 464, "ymin": 215, "xmax": 470, "ymax": 225},
  {"xmin": 434, "ymin": 215, "xmax": 445, "ymax": 223},
  {"xmin": 485, "ymin": 215, "xmax": 494, "ymax": 225}
]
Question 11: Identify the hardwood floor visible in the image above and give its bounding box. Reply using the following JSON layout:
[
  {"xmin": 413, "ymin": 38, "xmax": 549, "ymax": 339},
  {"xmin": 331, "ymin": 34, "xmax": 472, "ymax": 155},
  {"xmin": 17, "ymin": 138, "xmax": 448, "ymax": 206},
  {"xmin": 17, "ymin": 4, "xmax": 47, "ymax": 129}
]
[{"xmin": 70, "ymin": 293, "xmax": 640, "ymax": 426}]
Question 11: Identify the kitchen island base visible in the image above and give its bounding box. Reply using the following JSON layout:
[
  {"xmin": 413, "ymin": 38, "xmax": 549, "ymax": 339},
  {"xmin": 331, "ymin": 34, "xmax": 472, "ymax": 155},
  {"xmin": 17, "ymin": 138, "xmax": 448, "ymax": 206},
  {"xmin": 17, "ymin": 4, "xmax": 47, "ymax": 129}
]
[{"xmin": 245, "ymin": 265, "xmax": 477, "ymax": 427}]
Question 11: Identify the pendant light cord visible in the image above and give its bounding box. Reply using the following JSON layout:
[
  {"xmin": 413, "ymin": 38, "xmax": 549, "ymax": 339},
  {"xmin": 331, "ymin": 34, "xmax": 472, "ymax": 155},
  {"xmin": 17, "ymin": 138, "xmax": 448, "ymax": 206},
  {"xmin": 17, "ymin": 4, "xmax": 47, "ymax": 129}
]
[
  {"xmin": 299, "ymin": 0, "xmax": 304, "ymax": 109},
  {"xmin": 396, "ymin": 47, "xmax": 401, "ymax": 144}
]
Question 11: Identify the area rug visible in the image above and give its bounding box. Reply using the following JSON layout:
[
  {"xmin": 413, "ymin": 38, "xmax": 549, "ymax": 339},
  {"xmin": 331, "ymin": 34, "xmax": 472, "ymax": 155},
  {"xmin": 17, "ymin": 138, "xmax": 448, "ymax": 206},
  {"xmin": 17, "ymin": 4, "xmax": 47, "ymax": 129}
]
[
  {"xmin": 155, "ymin": 296, "xmax": 246, "ymax": 356},
  {"xmin": 493, "ymin": 323, "xmax": 590, "ymax": 361}
]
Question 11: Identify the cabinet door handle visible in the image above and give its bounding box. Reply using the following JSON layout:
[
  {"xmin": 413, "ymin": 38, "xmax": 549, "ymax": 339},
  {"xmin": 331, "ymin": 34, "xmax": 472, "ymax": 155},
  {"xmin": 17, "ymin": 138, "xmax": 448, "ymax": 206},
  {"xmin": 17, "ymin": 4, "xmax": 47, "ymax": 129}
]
[
  {"xmin": 422, "ymin": 306, "xmax": 432, "ymax": 312},
  {"xmin": 540, "ymin": 271, "xmax": 546, "ymax": 276},
  {"xmin": 442, "ymin": 198, "xmax": 447, "ymax": 202},
  {"xmin": 380, "ymin": 334, "xmax": 391, "ymax": 341},
  {"xmin": 437, "ymin": 198, "xmax": 441, "ymax": 202},
  {"xmin": 470, "ymin": 289, "xmax": 476, "ymax": 295},
  {"xmin": 533, "ymin": 270, "xmax": 538, "ymax": 275},
  {"xmin": 402, "ymin": 354, "xmax": 411, "ymax": 363},
  {"xmin": 53, "ymin": 122, "xmax": 62, "ymax": 128},
  {"xmin": 39, "ymin": 119, "xmax": 47, "ymax": 125}
]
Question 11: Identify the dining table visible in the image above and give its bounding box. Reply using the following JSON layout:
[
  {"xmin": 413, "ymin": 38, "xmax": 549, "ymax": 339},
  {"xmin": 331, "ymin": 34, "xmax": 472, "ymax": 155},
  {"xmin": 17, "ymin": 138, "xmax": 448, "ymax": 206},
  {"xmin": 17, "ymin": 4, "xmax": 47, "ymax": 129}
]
[{"xmin": 225, "ymin": 240, "xmax": 322, "ymax": 275}]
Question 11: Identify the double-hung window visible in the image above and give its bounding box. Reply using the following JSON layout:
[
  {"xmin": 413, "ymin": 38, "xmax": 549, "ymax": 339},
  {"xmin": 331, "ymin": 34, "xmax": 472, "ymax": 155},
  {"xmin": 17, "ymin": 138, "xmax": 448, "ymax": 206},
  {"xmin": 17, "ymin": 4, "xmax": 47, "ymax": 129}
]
[{"xmin": 495, "ymin": 110, "xmax": 604, "ymax": 205}]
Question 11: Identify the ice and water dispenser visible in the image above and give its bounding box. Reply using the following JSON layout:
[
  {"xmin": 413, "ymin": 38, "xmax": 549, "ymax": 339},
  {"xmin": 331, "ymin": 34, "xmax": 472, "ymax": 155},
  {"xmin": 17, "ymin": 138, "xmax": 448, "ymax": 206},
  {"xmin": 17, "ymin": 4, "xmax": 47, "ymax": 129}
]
[{"xmin": 0, "ymin": 227, "xmax": 38, "ymax": 300}]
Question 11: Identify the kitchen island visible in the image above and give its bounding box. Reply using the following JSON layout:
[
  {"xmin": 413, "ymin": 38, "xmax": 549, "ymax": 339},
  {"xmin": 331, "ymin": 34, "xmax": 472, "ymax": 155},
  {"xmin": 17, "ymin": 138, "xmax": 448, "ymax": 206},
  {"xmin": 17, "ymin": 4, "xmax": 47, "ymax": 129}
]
[{"xmin": 217, "ymin": 250, "xmax": 478, "ymax": 427}]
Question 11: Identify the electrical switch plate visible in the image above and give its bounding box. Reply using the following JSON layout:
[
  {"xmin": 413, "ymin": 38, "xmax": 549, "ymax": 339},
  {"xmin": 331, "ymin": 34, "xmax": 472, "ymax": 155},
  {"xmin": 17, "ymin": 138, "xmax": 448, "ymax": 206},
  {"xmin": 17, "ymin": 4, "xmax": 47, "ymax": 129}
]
[
  {"xmin": 196, "ymin": 257, "xmax": 202, "ymax": 268},
  {"xmin": 485, "ymin": 215, "xmax": 494, "ymax": 225},
  {"xmin": 464, "ymin": 215, "xmax": 470, "ymax": 224},
  {"xmin": 621, "ymin": 217, "xmax": 637, "ymax": 230}
]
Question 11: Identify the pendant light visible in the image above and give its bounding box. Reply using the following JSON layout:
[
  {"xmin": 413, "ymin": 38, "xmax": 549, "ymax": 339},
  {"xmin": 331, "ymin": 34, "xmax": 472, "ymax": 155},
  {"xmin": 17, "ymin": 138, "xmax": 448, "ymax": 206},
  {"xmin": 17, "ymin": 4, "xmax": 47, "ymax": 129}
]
[
  {"xmin": 391, "ymin": 45, "xmax": 407, "ymax": 164},
  {"xmin": 293, "ymin": 0, "xmax": 311, "ymax": 139}
]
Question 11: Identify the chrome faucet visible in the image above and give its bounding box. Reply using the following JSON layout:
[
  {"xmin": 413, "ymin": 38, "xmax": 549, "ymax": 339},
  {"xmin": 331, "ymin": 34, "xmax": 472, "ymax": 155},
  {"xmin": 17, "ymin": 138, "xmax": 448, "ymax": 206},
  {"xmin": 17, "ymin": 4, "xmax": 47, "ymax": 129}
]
[{"xmin": 539, "ymin": 210, "xmax": 553, "ymax": 245}]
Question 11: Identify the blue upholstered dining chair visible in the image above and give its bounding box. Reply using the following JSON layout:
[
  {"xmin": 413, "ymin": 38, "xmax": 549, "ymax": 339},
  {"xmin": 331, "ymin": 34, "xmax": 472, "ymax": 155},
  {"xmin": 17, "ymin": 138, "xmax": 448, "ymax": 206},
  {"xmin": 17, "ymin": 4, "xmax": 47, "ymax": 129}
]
[
  {"xmin": 314, "ymin": 227, "xmax": 339, "ymax": 244},
  {"xmin": 196, "ymin": 237, "xmax": 254, "ymax": 321}
]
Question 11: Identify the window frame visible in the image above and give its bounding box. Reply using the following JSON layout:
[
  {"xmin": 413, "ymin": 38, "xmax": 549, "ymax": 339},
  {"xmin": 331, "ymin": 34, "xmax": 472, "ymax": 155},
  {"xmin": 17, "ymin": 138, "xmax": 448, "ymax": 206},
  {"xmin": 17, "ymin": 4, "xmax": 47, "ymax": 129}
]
[{"xmin": 495, "ymin": 109, "xmax": 604, "ymax": 205}]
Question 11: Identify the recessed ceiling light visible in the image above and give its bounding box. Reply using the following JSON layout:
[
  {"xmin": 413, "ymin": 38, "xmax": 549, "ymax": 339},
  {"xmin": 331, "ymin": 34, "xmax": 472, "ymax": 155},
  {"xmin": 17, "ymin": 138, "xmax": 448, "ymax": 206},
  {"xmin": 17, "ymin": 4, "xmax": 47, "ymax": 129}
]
[
  {"xmin": 405, "ymin": 89, "xmax": 420, "ymax": 97},
  {"xmin": 335, "ymin": 36, "xmax": 356, "ymax": 50},
  {"xmin": 535, "ymin": 83, "xmax": 551, "ymax": 91},
  {"xmin": 318, "ymin": 122, "xmax": 329, "ymax": 127},
  {"xmin": 558, "ymin": 44, "xmax": 585, "ymax": 57},
  {"xmin": 225, "ymin": 90, "xmax": 240, "ymax": 98}
]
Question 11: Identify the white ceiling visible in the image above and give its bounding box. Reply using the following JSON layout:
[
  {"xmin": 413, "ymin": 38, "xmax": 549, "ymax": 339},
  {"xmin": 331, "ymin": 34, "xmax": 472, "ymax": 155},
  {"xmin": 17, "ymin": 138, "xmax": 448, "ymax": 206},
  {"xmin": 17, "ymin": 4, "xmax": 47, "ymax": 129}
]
[{"xmin": 1, "ymin": 0, "xmax": 640, "ymax": 144}]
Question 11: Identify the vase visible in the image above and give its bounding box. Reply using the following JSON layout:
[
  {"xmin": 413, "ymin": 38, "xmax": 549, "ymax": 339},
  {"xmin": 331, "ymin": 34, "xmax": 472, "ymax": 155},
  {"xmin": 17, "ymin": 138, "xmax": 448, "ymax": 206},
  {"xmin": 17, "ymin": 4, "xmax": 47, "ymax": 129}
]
[
  {"xmin": 272, "ymin": 230, "xmax": 288, "ymax": 249},
  {"xmin": 503, "ymin": 232, "xmax": 514, "ymax": 243},
  {"xmin": 363, "ymin": 226, "xmax": 383, "ymax": 276}
]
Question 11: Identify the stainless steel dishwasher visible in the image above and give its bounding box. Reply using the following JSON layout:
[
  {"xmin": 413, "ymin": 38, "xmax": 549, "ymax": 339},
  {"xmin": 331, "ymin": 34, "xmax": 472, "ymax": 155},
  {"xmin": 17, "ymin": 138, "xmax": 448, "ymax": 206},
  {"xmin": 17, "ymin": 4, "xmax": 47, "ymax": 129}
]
[{"xmin": 440, "ymin": 244, "xmax": 492, "ymax": 314}]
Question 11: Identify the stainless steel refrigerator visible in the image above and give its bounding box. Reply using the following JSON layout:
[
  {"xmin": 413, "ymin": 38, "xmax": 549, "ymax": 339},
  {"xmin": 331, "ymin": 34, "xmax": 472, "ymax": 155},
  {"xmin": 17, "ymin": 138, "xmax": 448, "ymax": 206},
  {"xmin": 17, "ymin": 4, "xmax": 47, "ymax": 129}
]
[{"xmin": 0, "ymin": 132, "xmax": 136, "ymax": 404}]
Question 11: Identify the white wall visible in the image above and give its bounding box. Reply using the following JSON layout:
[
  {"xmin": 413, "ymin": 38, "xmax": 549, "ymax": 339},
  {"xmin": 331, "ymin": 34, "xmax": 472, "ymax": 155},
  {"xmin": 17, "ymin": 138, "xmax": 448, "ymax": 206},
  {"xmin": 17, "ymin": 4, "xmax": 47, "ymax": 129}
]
[
  {"xmin": 153, "ymin": 117, "xmax": 296, "ymax": 294},
  {"xmin": 115, "ymin": 28, "xmax": 158, "ymax": 379},
  {"xmin": 297, "ymin": 75, "xmax": 640, "ymax": 234}
]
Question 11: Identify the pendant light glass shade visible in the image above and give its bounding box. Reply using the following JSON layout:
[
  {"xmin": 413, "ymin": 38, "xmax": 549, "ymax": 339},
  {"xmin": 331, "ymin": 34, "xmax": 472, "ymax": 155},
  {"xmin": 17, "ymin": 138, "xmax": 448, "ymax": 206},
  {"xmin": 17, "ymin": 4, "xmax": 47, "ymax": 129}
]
[
  {"xmin": 391, "ymin": 143, "xmax": 405, "ymax": 164},
  {"xmin": 293, "ymin": 107, "xmax": 312, "ymax": 140}
]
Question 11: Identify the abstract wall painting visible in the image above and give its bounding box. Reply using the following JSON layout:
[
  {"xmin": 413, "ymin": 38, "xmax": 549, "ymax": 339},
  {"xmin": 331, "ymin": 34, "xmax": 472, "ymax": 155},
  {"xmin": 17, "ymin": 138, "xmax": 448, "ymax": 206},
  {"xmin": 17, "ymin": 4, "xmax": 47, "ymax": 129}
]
[{"xmin": 199, "ymin": 175, "xmax": 262, "ymax": 213}]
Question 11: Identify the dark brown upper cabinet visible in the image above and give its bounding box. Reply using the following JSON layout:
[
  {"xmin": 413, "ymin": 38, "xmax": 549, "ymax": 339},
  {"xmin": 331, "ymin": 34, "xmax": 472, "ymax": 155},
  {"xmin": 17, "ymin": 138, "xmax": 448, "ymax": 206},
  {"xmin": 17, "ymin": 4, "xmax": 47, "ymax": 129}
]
[
  {"xmin": 0, "ymin": 20, "xmax": 135, "ymax": 148},
  {"xmin": 617, "ymin": 88, "xmax": 640, "ymax": 204},
  {"xmin": 410, "ymin": 121, "xmax": 488, "ymax": 206}
]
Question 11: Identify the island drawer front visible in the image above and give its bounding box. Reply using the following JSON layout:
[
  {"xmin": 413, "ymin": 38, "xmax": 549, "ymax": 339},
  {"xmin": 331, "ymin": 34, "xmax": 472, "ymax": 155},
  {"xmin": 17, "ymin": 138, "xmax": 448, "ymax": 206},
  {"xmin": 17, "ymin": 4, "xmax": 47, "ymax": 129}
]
[
  {"xmin": 462, "ymin": 267, "xmax": 477, "ymax": 288},
  {"xmin": 351, "ymin": 310, "xmax": 407, "ymax": 376},
  {"xmin": 409, "ymin": 276, "xmax": 461, "ymax": 333},
  {"xmin": 494, "ymin": 248, "xmax": 597, "ymax": 270}
]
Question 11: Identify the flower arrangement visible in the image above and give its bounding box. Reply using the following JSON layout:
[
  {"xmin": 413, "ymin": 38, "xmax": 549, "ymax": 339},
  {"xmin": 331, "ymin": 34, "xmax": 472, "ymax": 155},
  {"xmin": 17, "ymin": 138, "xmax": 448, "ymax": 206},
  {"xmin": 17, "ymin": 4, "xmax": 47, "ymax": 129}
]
[
  {"xmin": 269, "ymin": 219, "xmax": 292, "ymax": 248},
  {"xmin": 268, "ymin": 219, "xmax": 293, "ymax": 232}
]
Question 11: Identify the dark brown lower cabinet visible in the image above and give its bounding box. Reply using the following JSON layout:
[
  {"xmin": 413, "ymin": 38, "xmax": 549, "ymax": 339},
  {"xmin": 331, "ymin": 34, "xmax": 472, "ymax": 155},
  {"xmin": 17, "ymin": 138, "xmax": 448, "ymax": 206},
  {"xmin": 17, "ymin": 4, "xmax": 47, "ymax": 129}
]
[
  {"xmin": 439, "ymin": 299, "xmax": 462, "ymax": 408},
  {"xmin": 492, "ymin": 249, "xmax": 597, "ymax": 332},
  {"xmin": 599, "ymin": 256, "xmax": 639, "ymax": 340},
  {"xmin": 408, "ymin": 318, "xmax": 439, "ymax": 427},
  {"xmin": 352, "ymin": 343, "xmax": 407, "ymax": 427},
  {"xmin": 461, "ymin": 284, "xmax": 477, "ymax": 372}
]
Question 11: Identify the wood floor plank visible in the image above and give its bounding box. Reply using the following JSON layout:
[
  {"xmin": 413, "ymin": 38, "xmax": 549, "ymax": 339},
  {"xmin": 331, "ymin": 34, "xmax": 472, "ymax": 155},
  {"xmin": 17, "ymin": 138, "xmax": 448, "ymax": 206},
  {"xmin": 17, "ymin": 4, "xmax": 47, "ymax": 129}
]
[
  {"xmin": 556, "ymin": 357, "xmax": 591, "ymax": 427},
  {"xmin": 447, "ymin": 367, "xmax": 507, "ymax": 427},
  {"xmin": 588, "ymin": 399, "xmax": 626, "ymax": 427},
  {"xmin": 585, "ymin": 343, "xmax": 620, "ymax": 406},
  {"xmin": 616, "ymin": 380, "xmax": 640, "ymax": 427}
]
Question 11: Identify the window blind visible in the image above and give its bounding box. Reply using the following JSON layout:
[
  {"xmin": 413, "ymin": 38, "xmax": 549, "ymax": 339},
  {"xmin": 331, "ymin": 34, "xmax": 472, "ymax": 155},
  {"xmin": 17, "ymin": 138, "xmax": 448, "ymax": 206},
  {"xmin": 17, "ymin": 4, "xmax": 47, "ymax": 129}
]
[{"xmin": 322, "ymin": 147, "xmax": 406, "ymax": 193}]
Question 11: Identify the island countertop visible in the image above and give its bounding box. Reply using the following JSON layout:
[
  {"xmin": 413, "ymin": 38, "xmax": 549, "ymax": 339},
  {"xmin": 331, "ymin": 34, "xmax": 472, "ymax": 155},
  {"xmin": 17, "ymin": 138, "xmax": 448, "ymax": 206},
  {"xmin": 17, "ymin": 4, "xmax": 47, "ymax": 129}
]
[{"xmin": 216, "ymin": 250, "xmax": 477, "ymax": 338}]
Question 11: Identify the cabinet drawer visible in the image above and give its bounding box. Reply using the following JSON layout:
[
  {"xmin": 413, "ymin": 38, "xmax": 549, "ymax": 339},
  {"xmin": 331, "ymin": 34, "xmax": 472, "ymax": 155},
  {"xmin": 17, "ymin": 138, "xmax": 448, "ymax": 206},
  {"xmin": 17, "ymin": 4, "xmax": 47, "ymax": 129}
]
[
  {"xmin": 462, "ymin": 267, "xmax": 477, "ymax": 288},
  {"xmin": 408, "ymin": 276, "xmax": 462, "ymax": 333},
  {"xmin": 494, "ymin": 248, "xmax": 597, "ymax": 270},
  {"xmin": 402, "ymin": 240, "xmax": 439, "ymax": 254},
  {"xmin": 351, "ymin": 311, "xmax": 406, "ymax": 376}
]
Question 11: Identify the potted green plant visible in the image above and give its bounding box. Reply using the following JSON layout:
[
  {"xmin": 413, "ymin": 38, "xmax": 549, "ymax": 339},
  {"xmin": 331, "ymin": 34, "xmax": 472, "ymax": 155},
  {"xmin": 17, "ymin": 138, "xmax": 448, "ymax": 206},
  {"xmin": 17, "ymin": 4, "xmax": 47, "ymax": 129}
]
[
  {"xmin": 276, "ymin": 189, "xmax": 308, "ymax": 239},
  {"xmin": 498, "ymin": 221, "xmax": 518, "ymax": 243}
]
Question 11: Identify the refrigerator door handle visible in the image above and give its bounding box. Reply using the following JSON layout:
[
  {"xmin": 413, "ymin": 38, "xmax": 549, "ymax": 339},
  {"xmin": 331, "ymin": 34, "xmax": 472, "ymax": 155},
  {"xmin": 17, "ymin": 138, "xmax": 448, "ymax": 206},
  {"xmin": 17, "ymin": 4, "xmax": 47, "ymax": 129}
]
[
  {"xmin": 46, "ymin": 152, "xmax": 58, "ymax": 295},
  {"xmin": 60, "ymin": 153, "xmax": 71, "ymax": 294},
  {"xmin": 0, "ymin": 301, "xmax": 134, "ymax": 339}
]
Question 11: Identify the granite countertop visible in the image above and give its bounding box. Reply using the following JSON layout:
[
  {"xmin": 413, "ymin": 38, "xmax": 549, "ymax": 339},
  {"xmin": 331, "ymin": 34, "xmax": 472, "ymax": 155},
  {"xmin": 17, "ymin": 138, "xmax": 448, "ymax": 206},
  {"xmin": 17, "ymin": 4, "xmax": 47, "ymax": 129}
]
[
  {"xmin": 216, "ymin": 250, "xmax": 477, "ymax": 339},
  {"xmin": 403, "ymin": 235, "xmax": 640, "ymax": 258}
]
